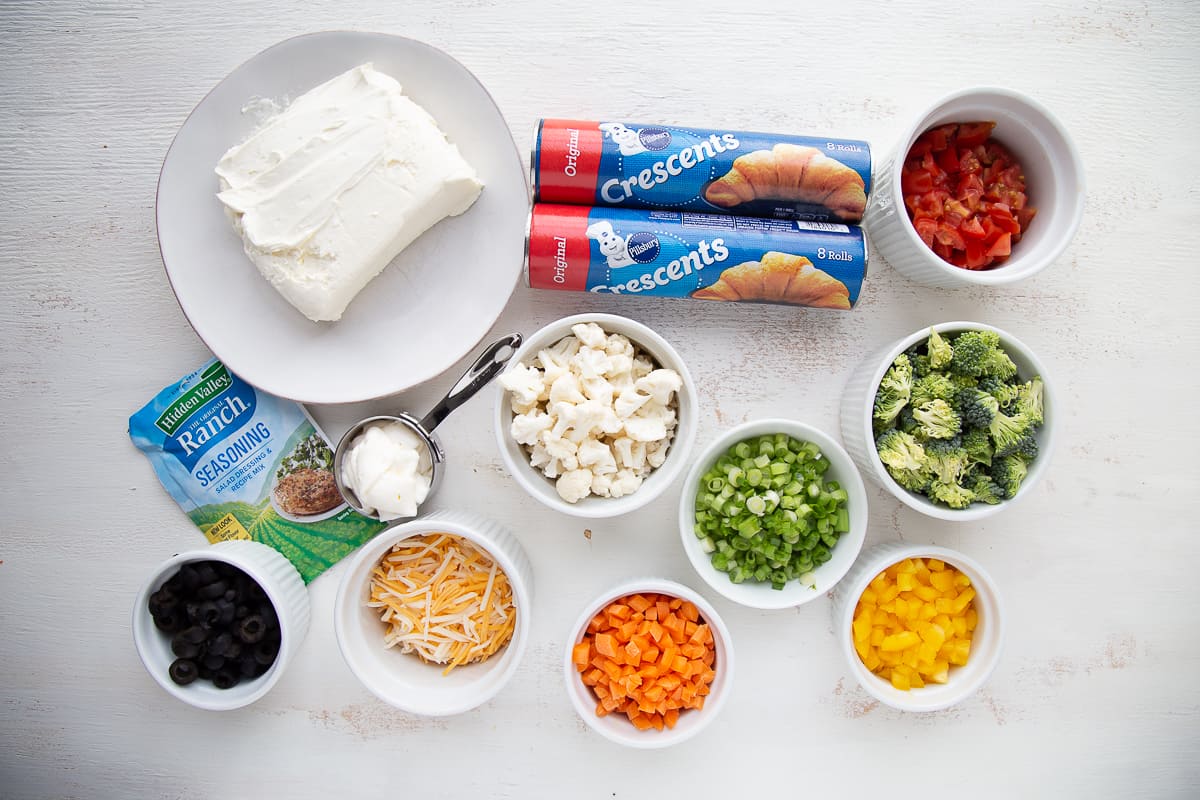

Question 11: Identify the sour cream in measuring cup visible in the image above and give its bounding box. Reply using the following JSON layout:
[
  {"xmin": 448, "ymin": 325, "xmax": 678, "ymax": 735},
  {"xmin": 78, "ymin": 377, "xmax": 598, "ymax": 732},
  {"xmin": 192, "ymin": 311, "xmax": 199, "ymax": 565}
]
[{"xmin": 339, "ymin": 420, "xmax": 434, "ymax": 520}]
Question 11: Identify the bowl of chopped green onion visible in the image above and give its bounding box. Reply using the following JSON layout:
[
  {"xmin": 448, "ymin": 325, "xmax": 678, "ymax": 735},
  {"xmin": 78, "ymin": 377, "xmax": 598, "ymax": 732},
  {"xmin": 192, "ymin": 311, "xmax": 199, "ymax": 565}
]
[
  {"xmin": 678, "ymin": 419, "xmax": 868, "ymax": 609},
  {"xmin": 840, "ymin": 321, "xmax": 1054, "ymax": 521}
]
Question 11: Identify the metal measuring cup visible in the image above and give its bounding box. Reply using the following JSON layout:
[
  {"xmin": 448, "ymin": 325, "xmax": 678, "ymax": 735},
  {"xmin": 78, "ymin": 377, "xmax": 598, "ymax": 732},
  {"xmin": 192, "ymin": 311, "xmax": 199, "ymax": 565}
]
[{"xmin": 332, "ymin": 333, "xmax": 522, "ymax": 521}]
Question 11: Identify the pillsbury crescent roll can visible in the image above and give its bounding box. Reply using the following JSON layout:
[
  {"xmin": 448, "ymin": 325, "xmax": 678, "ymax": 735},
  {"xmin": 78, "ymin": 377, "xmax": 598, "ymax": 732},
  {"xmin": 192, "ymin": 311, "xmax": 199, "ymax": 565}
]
[
  {"xmin": 524, "ymin": 203, "xmax": 868, "ymax": 310},
  {"xmin": 533, "ymin": 119, "xmax": 872, "ymax": 223}
]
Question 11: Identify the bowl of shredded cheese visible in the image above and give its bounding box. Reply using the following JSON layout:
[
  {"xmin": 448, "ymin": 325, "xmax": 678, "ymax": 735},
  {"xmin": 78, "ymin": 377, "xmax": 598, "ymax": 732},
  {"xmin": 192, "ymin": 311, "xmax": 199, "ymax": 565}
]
[{"xmin": 333, "ymin": 508, "xmax": 533, "ymax": 715}]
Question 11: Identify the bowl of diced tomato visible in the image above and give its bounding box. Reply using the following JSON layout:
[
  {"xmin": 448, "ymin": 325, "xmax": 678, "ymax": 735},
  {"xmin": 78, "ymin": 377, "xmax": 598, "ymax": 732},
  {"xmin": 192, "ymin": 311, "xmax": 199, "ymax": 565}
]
[
  {"xmin": 564, "ymin": 579, "xmax": 734, "ymax": 749},
  {"xmin": 865, "ymin": 86, "xmax": 1085, "ymax": 288}
]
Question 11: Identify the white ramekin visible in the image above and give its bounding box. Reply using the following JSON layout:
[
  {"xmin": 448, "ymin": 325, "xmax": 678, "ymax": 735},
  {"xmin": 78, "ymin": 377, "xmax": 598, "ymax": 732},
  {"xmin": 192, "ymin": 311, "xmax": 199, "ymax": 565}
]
[
  {"xmin": 131, "ymin": 540, "xmax": 311, "ymax": 711},
  {"xmin": 334, "ymin": 508, "xmax": 533, "ymax": 716},
  {"xmin": 832, "ymin": 542, "xmax": 1004, "ymax": 712},
  {"xmin": 494, "ymin": 313, "xmax": 697, "ymax": 518},
  {"xmin": 677, "ymin": 419, "xmax": 868, "ymax": 609},
  {"xmin": 865, "ymin": 86, "xmax": 1085, "ymax": 287},
  {"xmin": 840, "ymin": 321, "xmax": 1054, "ymax": 521},
  {"xmin": 564, "ymin": 578, "xmax": 734, "ymax": 749}
]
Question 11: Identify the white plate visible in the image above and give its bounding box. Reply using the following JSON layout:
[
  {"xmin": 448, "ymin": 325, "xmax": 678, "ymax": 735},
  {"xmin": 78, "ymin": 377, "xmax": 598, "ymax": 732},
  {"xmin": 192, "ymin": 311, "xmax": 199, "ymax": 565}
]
[{"xmin": 156, "ymin": 32, "xmax": 528, "ymax": 403}]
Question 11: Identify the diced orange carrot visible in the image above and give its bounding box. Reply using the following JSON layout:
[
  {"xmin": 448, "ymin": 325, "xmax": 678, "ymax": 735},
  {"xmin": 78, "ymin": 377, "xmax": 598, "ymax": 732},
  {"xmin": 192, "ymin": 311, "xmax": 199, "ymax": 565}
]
[
  {"xmin": 577, "ymin": 592, "xmax": 718, "ymax": 735},
  {"xmin": 594, "ymin": 633, "xmax": 617, "ymax": 658},
  {"xmin": 607, "ymin": 603, "xmax": 632, "ymax": 620},
  {"xmin": 627, "ymin": 594, "xmax": 651, "ymax": 613}
]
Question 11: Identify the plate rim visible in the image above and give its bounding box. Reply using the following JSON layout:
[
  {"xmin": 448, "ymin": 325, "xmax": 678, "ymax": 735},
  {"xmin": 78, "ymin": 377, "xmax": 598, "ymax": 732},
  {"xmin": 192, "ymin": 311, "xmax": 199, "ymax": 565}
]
[{"xmin": 155, "ymin": 30, "xmax": 528, "ymax": 404}]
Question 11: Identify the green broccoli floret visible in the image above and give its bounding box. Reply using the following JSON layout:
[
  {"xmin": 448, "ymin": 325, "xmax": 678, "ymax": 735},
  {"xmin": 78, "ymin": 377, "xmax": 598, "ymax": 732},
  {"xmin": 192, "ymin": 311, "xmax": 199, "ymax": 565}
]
[
  {"xmin": 955, "ymin": 388, "xmax": 999, "ymax": 429},
  {"xmin": 923, "ymin": 436, "xmax": 970, "ymax": 483},
  {"xmin": 978, "ymin": 375, "xmax": 1021, "ymax": 408},
  {"xmin": 989, "ymin": 410, "xmax": 1035, "ymax": 457},
  {"xmin": 897, "ymin": 405, "xmax": 919, "ymax": 435},
  {"xmin": 962, "ymin": 427, "xmax": 994, "ymax": 466},
  {"xmin": 1013, "ymin": 376, "xmax": 1045, "ymax": 426},
  {"xmin": 1005, "ymin": 432, "xmax": 1039, "ymax": 460},
  {"xmin": 950, "ymin": 373, "xmax": 979, "ymax": 390},
  {"xmin": 991, "ymin": 455, "xmax": 1030, "ymax": 499},
  {"xmin": 873, "ymin": 354, "xmax": 913, "ymax": 426},
  {"xmin": 911, "ymin": 373, "xmax": 958, "ymax": 408},
  {"xmin": 970, "ymin": 475, "xmax": 1005, "ymax": 505},
  {"xmin": 910, "ymin": 351, "xmax": 933, "ymax": 378},
  {"xmin": 927, "ymin": 328, "xmax": 953, "ymax": 369},
  {"xmin": 912, "ymin": 399, "xmax": 961, "ymax": 439},
  {"xmin": 875, "ymin": 429, "xmax": 931, "ymax": 492},
  {"xmin": 949, "ymin": 330, "xmax": 1018, "ymax": 379},
  {"xmin": 930, "ymin": 480, "xmax": 976, "ymax": 509}
]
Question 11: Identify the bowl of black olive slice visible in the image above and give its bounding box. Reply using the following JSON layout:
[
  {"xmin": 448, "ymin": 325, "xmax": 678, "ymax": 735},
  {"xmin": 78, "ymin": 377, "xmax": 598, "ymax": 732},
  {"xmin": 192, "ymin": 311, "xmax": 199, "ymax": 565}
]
[{"xmin": 132, "ymin": 540, "xmax": 310, "ymax": 710}]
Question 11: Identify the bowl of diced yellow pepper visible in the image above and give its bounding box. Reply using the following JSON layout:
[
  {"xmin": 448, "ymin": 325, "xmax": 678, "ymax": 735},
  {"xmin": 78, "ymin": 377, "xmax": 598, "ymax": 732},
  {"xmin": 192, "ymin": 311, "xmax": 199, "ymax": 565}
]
[{"xmin": 834, "ymin": 542, "xmax": 1004, "ymax": 711}]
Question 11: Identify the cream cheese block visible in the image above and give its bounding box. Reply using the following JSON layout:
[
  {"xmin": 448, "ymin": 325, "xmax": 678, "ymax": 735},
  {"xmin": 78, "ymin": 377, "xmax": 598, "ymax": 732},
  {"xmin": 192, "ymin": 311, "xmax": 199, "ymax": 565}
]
[{"xmin": 215, "ymin": 64, "xmax": 483, "ymax": 322}]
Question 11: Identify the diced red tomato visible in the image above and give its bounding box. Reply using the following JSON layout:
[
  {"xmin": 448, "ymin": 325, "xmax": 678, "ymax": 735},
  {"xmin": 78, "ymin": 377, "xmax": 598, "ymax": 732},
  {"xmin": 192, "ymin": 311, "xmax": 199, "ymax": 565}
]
[{"xmin": 900, "ymin": 120, "xmax": 1036, "ymax": 270}]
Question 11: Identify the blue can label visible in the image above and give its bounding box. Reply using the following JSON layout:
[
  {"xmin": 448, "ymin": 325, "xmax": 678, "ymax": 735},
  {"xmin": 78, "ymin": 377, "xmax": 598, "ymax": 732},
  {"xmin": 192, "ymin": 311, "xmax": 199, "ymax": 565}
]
[
  {"xmin": 535, "ymin": 119, "xmax": 872, "ymax": 223},
  {"xmin": 527, "ymin": 204, "xmax": 867, "ymax": 310}
]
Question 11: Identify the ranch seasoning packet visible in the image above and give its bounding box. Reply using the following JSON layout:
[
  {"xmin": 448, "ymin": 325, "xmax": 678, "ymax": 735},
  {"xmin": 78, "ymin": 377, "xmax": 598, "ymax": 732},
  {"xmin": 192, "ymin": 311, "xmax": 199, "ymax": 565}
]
[{"xmin": 129, "ymin": 358, "xmax": 386, "ymax": 582}]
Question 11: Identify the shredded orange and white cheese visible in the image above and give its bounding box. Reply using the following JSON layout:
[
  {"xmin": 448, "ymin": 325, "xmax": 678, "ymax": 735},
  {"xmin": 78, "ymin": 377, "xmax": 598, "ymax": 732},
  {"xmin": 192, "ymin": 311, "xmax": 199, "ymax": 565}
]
[{"xmin": 368, "ymin": 532, "xmax": 516, "ymax": 674}]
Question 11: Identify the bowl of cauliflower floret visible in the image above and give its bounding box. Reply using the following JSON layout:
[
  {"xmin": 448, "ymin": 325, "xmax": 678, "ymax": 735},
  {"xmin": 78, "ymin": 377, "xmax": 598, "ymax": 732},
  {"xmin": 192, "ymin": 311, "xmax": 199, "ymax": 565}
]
[{"xmin": 495, "ymin": 314, "xmax": 697, "ymax": 517}]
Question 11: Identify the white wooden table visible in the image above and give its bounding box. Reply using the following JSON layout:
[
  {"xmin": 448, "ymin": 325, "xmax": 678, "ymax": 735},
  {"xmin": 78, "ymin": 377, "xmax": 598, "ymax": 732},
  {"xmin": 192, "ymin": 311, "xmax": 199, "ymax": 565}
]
[{"xmin": 3, "ymin": 1, "xmax": 1198, "ymax": 796}]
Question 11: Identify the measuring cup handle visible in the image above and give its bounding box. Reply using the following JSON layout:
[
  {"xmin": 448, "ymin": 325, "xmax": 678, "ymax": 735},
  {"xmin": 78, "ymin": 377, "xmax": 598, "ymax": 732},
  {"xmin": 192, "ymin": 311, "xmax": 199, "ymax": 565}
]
[{"xmin": 419, "ymin": 333, "xmax": 523, "ymax": 432}]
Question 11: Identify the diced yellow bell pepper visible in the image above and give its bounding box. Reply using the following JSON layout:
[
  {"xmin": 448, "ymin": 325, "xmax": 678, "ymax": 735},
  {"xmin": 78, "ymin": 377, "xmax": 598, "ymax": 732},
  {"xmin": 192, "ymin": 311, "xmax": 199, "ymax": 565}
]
[{"xmin": 880, "ymin": 631, "xmax": 920, "ymax": 652}]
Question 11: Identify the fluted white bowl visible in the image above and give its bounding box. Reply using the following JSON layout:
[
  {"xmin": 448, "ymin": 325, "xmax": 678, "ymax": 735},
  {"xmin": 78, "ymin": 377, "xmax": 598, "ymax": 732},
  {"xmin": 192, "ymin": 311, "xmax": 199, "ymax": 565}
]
[
  {"xmin": 334, "ymin": 509, "xmax": 533, "ymax": 716},
  {"xmin": 678, "ymin": 418, "xmax": 868, "ymax": 609},
  {"xmin": 865, "ymin": 86, "xmax": 1084, "ymax": 287},
  {"xmin": 840, "ymin": 321, "xmax": 1055, "ymax": 521},
  {"xmin": 832, "ymin": 542, "xmax": 1004, "ymax": 711},
  {"xmin": 132, "ymin": 539, "xmax": 311, "ymax": 711},
  {"xmin": 564, "ymin": 578, "xmax": 734, "ymax": 749},
  {"xmin": 495, "ymin": 313, "xmax": 697, "ymax": 518}
]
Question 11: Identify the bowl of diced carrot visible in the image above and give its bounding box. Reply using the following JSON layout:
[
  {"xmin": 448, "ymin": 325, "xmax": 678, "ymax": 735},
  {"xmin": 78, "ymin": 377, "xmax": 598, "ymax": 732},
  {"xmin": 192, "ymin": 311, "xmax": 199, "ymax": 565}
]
[
  {"xmin": 564, "ymin": 579, "xmax": 734, "ymax": 748},
  {"xmin": 834, "ymin": 542, "xmax": 1004, "ymax": 712}
]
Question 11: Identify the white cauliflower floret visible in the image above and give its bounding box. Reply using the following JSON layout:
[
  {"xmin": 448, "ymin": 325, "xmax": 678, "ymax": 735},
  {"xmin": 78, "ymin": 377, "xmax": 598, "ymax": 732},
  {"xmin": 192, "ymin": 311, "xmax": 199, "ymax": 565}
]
[
  {"xmin": 623, "ymin": 411, "xmax": 668, "ymax": 443},
  {"xmin": 606, "ymin": 353, "xmax": 634, "ymax": 377},
  {"xmin": 570, "ymin": 322, "xmax": 608, "ymax": 349},
  {"xmin": 634, "ymin": 369, "xmax": 682, "ymax": 406},
  {"xmin": 578, "ymin": 440, "xmax": 618, "ymax": 475},
  {"xmin": 541, "ymin": 430, "xmax": 578, "ymax": 464},
  {"xmin": 507, "ymin": 324, "xmax": 681, "ymax": 504},
  {"xmin": 575, "ymin": 346, "xmax": 612, "ymax": 379},
  {"xmin": 604, "ymin": 334, "xmax": 635, "ymax": 358},
  {"xmin": 646, "ymin": 439, "xmax": 670, "ymax": 469},
  {"xmin": 581, "ymin": 375, "xmax": 615, "ymax": 403},
  {"xmin": 499, "ymin": 362, "xmax": 544, "ymax": 408},
  {"xmin": 556, "ymin": 468, "xmax": 595, "ymax": 503},
  {"xmin": 510, "ymin": 409, "xmax": 553, "ymax": 445},
  {"xmin": 614, "ymin": 387, "xmax": 651, "ymax": 419},
  {"xmin": 549, "ymin": 372, "xmax": 586, "ymax": 405},
  {"xmin": 609, "ymin": 469, "xmax": 644, "ymax": 497},
  {"xmin": 590, "ymin": 472, "xmax": 614, "ymax": 497}
]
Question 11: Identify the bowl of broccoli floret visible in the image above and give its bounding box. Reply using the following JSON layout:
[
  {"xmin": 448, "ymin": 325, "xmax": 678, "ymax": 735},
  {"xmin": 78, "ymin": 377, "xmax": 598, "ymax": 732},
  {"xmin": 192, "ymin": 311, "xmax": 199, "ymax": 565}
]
[{"xmin": 840, "ymin": 322, "xmax": 1053, "ymax": 520}]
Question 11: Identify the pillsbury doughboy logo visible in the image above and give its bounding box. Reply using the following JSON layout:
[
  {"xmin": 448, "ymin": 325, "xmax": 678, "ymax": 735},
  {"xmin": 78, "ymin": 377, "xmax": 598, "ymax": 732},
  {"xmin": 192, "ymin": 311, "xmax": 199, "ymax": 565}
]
[
  {"xmin": 584, "ymin": 220, "xmax": 660, "ymax": 268},
  {"xmin": 599, "ymin": 122, "xmax": 648, "ymax": 157}
]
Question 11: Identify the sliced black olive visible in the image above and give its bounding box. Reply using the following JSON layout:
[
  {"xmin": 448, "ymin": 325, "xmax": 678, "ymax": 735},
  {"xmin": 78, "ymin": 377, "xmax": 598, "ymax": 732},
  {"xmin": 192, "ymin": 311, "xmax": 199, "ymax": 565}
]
[
  {"xmin": 197, "ymin": 580, "xmax": 227, "ymax": 600},
  {"xmin": 209, "ymin": 632, "xmax": 234, "ymax": 657},
  {"xmin": 196, "ymin": 601, "xmax": 221, "ymax": 626},
  {"xmin": 171, "ymin": 635, "xmax": 201, "ymax": 659},
  {"xmin": 153, "ymin": 608, "xmax": 186, "ymax": 634},
  {"xmin": 253, "ymin": 640, "xmax": 279, "ymax": 666},
  {"xmin": 237, "ymin": 614, "xmax": 266, "ymax": 644},
  {"xmin": 202, "ymin": 652, "xmax": 226, "ymax": 671},
  {"xmin": 212, "ymin": 667, "xmax": 240, "ymax": 690},
  {"xmin": 169, "ymin": 658, "xmax": 198, "ymax": 686}
]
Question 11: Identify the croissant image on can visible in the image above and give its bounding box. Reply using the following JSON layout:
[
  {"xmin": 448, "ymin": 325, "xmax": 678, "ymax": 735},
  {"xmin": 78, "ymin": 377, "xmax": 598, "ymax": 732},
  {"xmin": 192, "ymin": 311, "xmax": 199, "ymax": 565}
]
[
  {"xmin": 704, "ymin": 144, "xmax": 867, "ymax": 222},
  {"xmin": 691, "ymin": 251, "xmax": 852, "ymax": 309}
]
